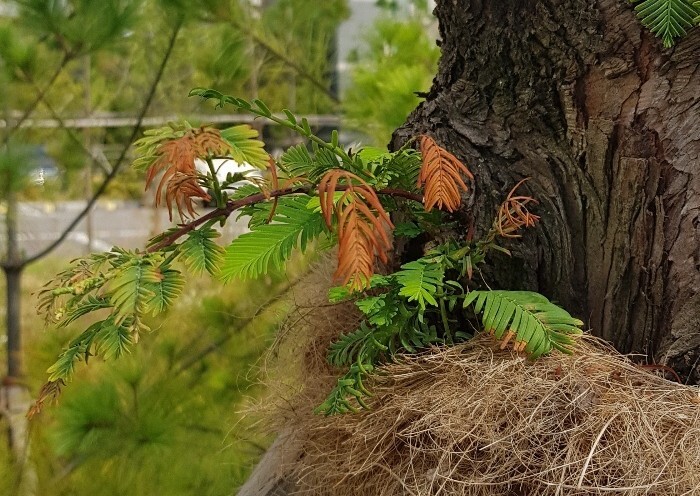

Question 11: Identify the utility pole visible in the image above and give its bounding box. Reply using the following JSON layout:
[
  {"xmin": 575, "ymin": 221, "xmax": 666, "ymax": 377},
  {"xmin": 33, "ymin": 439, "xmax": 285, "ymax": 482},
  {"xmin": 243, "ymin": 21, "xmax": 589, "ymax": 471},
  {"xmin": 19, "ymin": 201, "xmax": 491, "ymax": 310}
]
[{"xmin": 84, "ymin": 55, "xmax": 94, "ymax": 253}]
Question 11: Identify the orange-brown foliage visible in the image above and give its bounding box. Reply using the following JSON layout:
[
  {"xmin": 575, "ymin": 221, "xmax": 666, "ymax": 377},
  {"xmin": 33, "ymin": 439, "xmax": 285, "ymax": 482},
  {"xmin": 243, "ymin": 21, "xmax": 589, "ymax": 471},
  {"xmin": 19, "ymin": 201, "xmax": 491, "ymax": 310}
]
[
  {"xmin": 418, "ymin": 135, "xmax": 474, "ymax": 212},
  {"xmin": 318, "ymin": 170, "xmax": 394, "ymax": 291},
  {"xmin": 495, "ymin": 179, "xmax": 540, "ymax": 237},
  {"xmin": 145, "ymin": 127, "xmax": 232, "ymax": 220}
]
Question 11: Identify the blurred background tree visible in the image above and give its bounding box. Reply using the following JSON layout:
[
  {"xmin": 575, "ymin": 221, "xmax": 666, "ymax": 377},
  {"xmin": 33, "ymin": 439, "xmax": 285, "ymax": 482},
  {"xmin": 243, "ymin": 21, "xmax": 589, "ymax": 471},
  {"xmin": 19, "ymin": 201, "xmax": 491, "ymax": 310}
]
[
  {"xmin": 0, "ymin": 0, "xmax": 438, "ymax": 494},
  {"xmin": 343, "ymin": 0, "xmax": 438, "ymax": 146}
]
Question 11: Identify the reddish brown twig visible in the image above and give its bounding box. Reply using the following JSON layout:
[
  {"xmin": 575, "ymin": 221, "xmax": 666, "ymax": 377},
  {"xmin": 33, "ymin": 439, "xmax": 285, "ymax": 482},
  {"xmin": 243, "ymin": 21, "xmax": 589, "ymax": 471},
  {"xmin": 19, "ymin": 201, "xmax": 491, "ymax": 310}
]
[{"xmin": 146, "ymin": 185, "xmax": 422, "ymax": 254}]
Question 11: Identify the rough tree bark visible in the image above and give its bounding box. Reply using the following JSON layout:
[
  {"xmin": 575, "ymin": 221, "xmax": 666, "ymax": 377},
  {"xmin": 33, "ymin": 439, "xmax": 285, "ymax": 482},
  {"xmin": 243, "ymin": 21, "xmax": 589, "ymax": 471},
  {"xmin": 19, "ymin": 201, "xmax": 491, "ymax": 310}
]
[
  {"xmin": 392, "ymin": 0, "xmax": 700, "ymax": 383},
  {"xmin": 239, "ymin": 1, "xmax": 699, "ymax": 493}
]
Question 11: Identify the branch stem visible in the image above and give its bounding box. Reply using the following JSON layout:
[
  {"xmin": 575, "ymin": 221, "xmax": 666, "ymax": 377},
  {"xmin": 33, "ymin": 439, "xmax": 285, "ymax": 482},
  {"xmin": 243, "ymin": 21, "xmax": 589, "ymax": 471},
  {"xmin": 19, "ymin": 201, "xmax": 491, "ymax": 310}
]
[
  {"xmin": 3, "ymin": 55, "xmax": 71, "ymax": 143},
  {"xmin": 438, "ymin": 295, "xmax": 453, "ymax": 344},
  {"xmin": 204, "ymin": 156, "xmax": 224, "ymax": 207},
  {"xmin": 146, "ymin": 186, "xmax": 423, "ymax": 253}
]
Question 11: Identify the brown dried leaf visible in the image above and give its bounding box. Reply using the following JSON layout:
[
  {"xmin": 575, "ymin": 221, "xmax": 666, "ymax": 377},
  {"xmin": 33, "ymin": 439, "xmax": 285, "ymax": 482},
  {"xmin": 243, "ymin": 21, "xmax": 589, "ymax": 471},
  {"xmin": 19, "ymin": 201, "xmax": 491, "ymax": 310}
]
[
  {"xmin": 165, "ymin": 172, "xmax": 211, "ymax": 220},
  {"xmin": 318, "ymin": 170, "xmax": 394, "ymax": 291},
  {"xmin": 145, "ymin": 127, "xmax": 231, "ymax": 220},
  {"xmin": 27, "ymin": 379, "xmax": 64, "ymax": 419},
  {"xmin": 495, "ymin": 179, "xmax": 540, "ymax": 238},
  {"xmin": 418, "ymin": 135, "xmax": 474, "ymax": 212}
]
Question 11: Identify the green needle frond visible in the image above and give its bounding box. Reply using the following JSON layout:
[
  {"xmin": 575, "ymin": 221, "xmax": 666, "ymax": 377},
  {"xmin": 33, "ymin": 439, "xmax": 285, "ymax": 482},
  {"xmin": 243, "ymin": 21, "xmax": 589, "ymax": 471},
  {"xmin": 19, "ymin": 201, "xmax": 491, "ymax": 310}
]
[
  {"xmin": 632, "ymin": 0, "xmax": 700, "ymax": 47},
  {"xmin": 219, "ymin": 196, "xmax": 326, "ymax": 281},
  {"xmin": 328, "ymin": 322, "xmax": 375, "ymax": 367},
  {"xmin": 178, "ymin": 227, "xmax": 225, "ymax": 275},
  {"xmin": 395, "ymin": 259, "xmax": 444, "ymax": 309},
  {"xmin": 219, "ymin": 125, "xmax": 269, "ymax": 169},
  {"xmin": 463, "ymin": 290, "xmax": 584, "ymax": 358},
  {"xmin": 58, "ymin": 296, "xmax": 111, "ymax": 328},
  {"xmin": 106, "ymin": 261, "xmax": 161, "ymax": 321},
  {"xmin": 94, "ymin": 317, "xmax": 134, "ymax": 361},
  {"xmin": 280, "ymin": 144, "xmax": 314, "ymax": 178},
  {"xmin": 144, "ymin": 267, "xmax": 185, "ymax": 316}
]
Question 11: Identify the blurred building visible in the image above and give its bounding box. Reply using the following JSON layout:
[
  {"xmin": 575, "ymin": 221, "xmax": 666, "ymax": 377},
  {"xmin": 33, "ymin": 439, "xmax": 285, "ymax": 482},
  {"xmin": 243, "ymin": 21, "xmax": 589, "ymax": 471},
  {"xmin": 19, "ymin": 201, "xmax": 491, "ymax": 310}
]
[
  {"xmin": 336, "ymin": 0, "xmax": 383, "ymax": 94},
  {"xmin": 336, "ymin": 0, "xmax": 436, "ymax": 95}
]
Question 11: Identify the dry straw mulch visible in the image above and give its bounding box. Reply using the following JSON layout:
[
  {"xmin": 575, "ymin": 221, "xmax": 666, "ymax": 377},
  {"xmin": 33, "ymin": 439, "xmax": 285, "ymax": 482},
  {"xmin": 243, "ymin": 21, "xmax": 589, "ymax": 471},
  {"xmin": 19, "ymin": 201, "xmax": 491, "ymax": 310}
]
[{"xmin": 286, "ymin": 336, "xmax": 700, "ymax": 495}]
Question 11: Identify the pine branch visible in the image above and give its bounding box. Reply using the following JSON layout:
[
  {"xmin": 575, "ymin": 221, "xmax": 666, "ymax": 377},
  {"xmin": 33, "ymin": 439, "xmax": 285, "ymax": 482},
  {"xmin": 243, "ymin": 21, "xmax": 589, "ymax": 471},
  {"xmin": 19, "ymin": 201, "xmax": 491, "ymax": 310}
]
[
  {"xmin": 225, "ymin": 17, "xmax": 340, "ymax": 104},
  {"xmin": 3, "ymin": 54, "xmax": 72, "ymax": 143}
]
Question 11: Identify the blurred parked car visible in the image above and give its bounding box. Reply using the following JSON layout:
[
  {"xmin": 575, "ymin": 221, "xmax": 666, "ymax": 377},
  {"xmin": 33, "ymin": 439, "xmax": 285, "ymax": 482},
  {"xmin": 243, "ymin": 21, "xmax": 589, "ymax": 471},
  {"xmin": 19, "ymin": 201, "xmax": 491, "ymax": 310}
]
[{"xmin": 29, "ymin": 147, "xmax": 61, "ymax": 186}]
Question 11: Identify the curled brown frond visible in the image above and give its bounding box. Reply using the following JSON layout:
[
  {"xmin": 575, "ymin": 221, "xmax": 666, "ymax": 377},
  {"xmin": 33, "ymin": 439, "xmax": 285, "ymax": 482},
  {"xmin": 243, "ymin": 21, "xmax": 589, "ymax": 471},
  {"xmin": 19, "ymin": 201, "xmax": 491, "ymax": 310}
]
[
  {"xmin": 318, "ymin": 170, "xmax": 394, "ymax": 291},
  {"xmin": 144, "ymin": 127, "xmax": 231, "ymax": 220},
  {"xmin": 27, "ymin": 379, "xmax": 64, "ymax": 419},
  {"xmin": 495, "ymin": 179, "xmax": 540, "ymax": 238},
  {"xmin": 418, "ymin": 135, "xmax": 474, "ymax": 212},
  {"xmin": 165, "ymin": 172, "xmax": 211, "ymax": 220}
]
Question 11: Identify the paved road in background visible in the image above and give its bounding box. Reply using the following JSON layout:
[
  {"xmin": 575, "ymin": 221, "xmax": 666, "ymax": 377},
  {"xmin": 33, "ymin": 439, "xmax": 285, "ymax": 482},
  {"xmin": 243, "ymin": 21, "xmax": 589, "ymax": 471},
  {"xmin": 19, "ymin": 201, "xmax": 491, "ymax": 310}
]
[{"xmin": 0, "ymin": 201, "xmax": 249, "ymax": 259}]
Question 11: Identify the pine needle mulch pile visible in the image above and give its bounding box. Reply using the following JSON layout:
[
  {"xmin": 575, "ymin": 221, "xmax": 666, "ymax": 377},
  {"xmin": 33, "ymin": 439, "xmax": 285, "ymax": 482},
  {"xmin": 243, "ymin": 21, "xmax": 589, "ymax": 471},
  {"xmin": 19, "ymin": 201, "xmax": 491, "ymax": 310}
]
[{"xmin": 285, "ymin": 336, "xmax": 700, "ymax": 495}]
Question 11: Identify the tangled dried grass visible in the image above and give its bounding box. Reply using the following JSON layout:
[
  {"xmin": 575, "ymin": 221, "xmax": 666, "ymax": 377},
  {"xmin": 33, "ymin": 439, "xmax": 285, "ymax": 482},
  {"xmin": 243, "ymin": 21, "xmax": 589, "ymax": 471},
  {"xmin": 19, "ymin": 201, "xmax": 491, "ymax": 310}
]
[{"xmin": 286, "ymin": 336, "xmax": 700, "ymax": 495}]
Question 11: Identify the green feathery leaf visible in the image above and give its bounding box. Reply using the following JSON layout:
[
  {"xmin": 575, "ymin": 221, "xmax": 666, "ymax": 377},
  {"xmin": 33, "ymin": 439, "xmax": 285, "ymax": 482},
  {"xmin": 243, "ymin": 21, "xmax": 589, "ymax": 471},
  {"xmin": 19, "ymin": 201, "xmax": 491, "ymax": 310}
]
[
  {"xmin": 280, "ymin": 143, "xmax": 314, "ymax": 178},
  {"xmin": 219, "ymin": 125, "xmax": 269, "ymax": 169},
  {"xmin": 315, "ymin": 362, "xmax": 374, "ymax": 415},
  {"xmin": 463, "ymin": 290, "xmax": 584, "ymax": 358},
  {"xmin": 106, "ymin": 261, "xmax": 161, "ymax": 321},
  {"xmin": 95, "ymin": 317, "xmax": 133, "ymax": 361},
  {"xmin": 220, "ymin": 196, "xmax": 326, "ymax": 281},
  {"xmin": 143, "ymin": 267, "xmax": 185, "ymax": 316},
  {"xmin": 47, "ymin": 324, "xmax": 101, "ymax": 382},
  {"xmin": 58, "ymin": 296, "xmax": 111, "ymax": 328},
  {"xmin": 395, "ymin": 259, "xmax": 444, "ymax": 309},
  {"xmin": 178, "ymin": 227, "xmax": 225, "ymax": 275},
  {"xmin": 321, "ymin": 304, "xmax": 440, "ymax": 415},
  {"xmin": 328, "ymin": 322, "xmax": 375, "ymax": 367},
  {"xmin": 358, "ymin": 147, "xmax": 422, "ymax": 191}
]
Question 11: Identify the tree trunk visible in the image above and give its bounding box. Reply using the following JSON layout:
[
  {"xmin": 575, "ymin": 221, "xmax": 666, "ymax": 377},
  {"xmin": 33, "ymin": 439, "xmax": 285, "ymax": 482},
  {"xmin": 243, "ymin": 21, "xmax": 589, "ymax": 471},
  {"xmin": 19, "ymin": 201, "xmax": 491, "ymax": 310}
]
[
  {"xmin": 240, "ymin": 1, "xmax": 700, "ymax": 493},
  {"xmin": 6, "ymin": 266, "xmax": 23, "ymax": 382},
  {"xmin": 393, "ymin": 0, "xmax": 700, "ymax": 384},
  {"xmin": 1, "ymin": 194, "xmax": 35, "ymax": 494}
]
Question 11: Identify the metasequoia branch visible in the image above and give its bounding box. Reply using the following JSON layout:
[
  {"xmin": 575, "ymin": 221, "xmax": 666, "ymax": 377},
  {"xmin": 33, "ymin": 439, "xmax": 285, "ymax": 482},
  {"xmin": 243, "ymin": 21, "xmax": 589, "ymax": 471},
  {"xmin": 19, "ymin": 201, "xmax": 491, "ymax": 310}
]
[{"xmin": 146, "ymin": 186, "xmax": 423, "ymax": 253}]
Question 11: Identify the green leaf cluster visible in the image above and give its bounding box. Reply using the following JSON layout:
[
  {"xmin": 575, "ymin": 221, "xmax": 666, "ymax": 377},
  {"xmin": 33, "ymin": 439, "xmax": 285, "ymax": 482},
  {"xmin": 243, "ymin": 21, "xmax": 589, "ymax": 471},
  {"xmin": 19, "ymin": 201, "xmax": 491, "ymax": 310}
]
[
  {"xmin": 463, "ymin": 290, "xmax": 584, "ymax": 358},
  {"xmin": 318, "ymin": 286, "xmax": 440, "ymax": 415},
  {"xmin": 40, "ymin": 249, "xmax": 185, "ymax": 384},
  {"xmin": 317, "ymin": 240, "xmax": 585, "ymax": 415},
  {"xmin": 220, "ymin": 196, "xmax": 326, "ymax": 281},
  {"xmin": 43, "ymin": 98, "xmax": 428, "ymax": 394}
]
